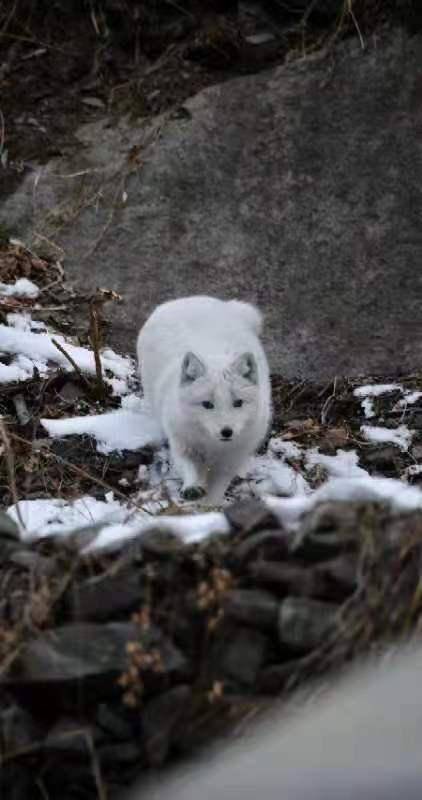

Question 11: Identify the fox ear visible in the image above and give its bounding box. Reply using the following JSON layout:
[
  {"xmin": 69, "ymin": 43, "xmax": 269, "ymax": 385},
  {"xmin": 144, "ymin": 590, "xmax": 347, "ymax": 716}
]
[
  {"xmin": 181, "ymin": 352, "xmax": 206, "ymax": 385},
  {"xmin": 231, "ymin": 352, "xmax": 258, "ymax": 384}
]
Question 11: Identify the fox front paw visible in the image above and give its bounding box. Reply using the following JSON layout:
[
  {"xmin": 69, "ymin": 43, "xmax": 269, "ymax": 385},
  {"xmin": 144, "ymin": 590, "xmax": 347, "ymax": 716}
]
[{"xmin": 181, "ymin": 485, "xmax": 206, "ymax": 501}]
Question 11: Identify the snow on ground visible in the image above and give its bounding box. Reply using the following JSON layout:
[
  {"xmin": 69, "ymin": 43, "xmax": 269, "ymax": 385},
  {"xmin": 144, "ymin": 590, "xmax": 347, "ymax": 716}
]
[
  {"xmin": 354, "ymin": 383, "xmax": 422, "ymax": 419},
  {"xmin": 9, "ymin": 473, "xmax": 422, "ymax": 554},
  {"xmin": 242, "ymin": 454, "xmax": 311, "ymax": 498},
  {"xmin": 361, "ymin": 424, "xmax": 414, "ymax": 451},
  {"xmin": 361, "ymin": 397, "xmax": 375, "ymax": 419},
  {"xmin": 2, "ymin": 277, "xmax": 422, "ymax": 553},
  {"xmin": 354, "ymin": 383, "xmax": 403, "ymax": 398},
  {"xmin": 5, "ymin": 431, "xmax": 422, "ymax": 552},
  {"xmin": 32, "ymin": 406, "xmax": 420, "ymax": 552},
  {"xmin": 353, "ymin": 383, "xmax": 403, "ymax": 419},
  {"xmin": 6, "ymin": 313, "xmax": 47, "ymax": 333},
  {"xmin": 401, "ymin": 464, "xmax": 422, "ymax": 482},
  {"xmin": 268, "ymin": 438, "xmax": 302, "ymax": 459},
  {"xmin": 305, "ymin": 448, "xmax": 368, "ymax": 478},
  {"xmin": 0, "ymin": 320, "xmax": 136, "ymax": 395},
  {"xmin": 0, "ymin": 278, "xmax": 40, "ymax": 298},
  {"xmin": 41, "ymin": 396, "xmax": 162, "ymax": 455},
  {"xmin": 7, "ymin": 494, "xmax": 230, "ymax": 553},
  {"xmin": 396, "ymin": 391, "xmax": 422, "ymax": 409},
  {"xmin": 267, "ymin": 476, "xmax": 422, "ymax": 531}
]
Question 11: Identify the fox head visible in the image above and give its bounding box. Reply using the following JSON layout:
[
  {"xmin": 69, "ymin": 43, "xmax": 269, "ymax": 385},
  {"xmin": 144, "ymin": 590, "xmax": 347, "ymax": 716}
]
[{"xmin": 178, "ymin": 351, "xmax": 261, "ymax": 445}]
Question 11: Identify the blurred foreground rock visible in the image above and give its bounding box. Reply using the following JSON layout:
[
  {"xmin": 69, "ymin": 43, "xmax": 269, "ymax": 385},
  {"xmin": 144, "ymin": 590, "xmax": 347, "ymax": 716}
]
[{"xmin": 1, "ymin": 497, "xmax": 422, "ymax": 797}]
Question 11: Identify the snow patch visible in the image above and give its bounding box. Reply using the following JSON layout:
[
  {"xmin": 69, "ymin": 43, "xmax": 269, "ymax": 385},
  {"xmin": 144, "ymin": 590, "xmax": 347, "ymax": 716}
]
[
  {"xmin": 41, "ymin": 402, "xmax": 162, "ymax": 455},
  {"xmin": 268, "ymin": 437, "xmax": 302, "ymax": 459},
  {"xmin": 361, "ymin": 424, "xmax": 414, "ymax": 451},
  {"xmin": 0, "ymin": 278, "xmax": 40, "ymax": 298},
  {"xmin": 0, "ymin": 323, "xmax": 135, "ymax": 394},
  {"xmin": 267, "ymin": 476, "xmax": 422, "ymax": 532},
  {"xmin": 396, "ymin": 391, "xmax": 422, "ymax": 409},
  {"xmin": 361, "ymin": 397, "xmax": 375, "ymax": 419},
  {"xmin": 354, "ymin": 383, "xmax": 403, "ymax": 398},
  {"xmin": 6, "ymin": 313, "xmax": 47, "ymax": 333},
  {"xmin": 245, "ymin": 454, "xmax": 311, "ymax": 498},
  {"xmin": 7, "ymin": 495, "xmax": 230, "ymax": 553},
  {"xmin": 401, "ymin": 465, "xmax": 422, "ymax": 481},
  {"xmin": 354, "ymin": 384, "xmax": 403, "ymax": 419},
  {"xmin": 306, "ymin": 448, "xmax": 368, "ymax": 479}
]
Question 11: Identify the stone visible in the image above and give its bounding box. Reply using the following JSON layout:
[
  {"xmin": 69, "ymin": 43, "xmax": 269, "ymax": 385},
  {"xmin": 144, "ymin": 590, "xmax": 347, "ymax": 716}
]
[
  {"xmin": 265, "ymin": 0, "xmax": 342, "ymax": 19},
  {"xmin": 0, "ymin": 698, "xmax": 41, "ymax": 754},
  {"xmin": 9, "ymin": 550, "xmax": 56, "ymax": 577},
  {"xmin": 248, "ymin": 561, "xmax": 320, "ymax": 597},
  {"xmin": 141, "ymin": 685, "xmax": 192, "ymax": 767},
  {"xmin": 383, "ymin": 513, "xmax": 422, "ymax": 549},
  {"xmin": 99, "ymin": 741, "xmax": 143, "ymax": 766},
  {"xmin": 139, "ymin": 529, "xmax": 185, "ymax": 558},
  {"xmin": 301, "ymin": 501, "xmax": 362, "ymax": 538},
  {"xmin": 223, "ymin": 589, "xmax": 278, "ymax": 631},
  {"xmin": 409, "ymin": 413, "xmax": 422, "ymax": 430},
  {"xmin": 292, "ymin": 531, "xmax": 350, "ymax": 561},
  {"xmin": 225, "ymin": 499, "xmax": 280, "ymax": 533},
  {"xmin": 212, "ymin": 625, "xmax": 268, "ymax": 687},
  {"xmin": 362, "ymin": 446, "xmax": 404, "ymax": 475},
  {"xmin": 65, "ymin": 568, "xmax": 144, "ymax": 622},
  {"xmin": 0, "ymin": 512, "xmax": 21, "ymax": 559},
  {"xmin": 257, "ymin": 660, "xmax": 305, "ymax": 694},
  {"xmin": 234, "ymin": 529, "xmax": 290, "ymax": 563},
  {"xmin": 313, "ymin": 556, "xmax": 357, "ymax": 599},
  {"xmin": 0, "ymin": 511, "xmax": 20, "ymax": 541},
  {"xmin": 2, "ymin": 30, "xmax": 421, "ymax": 380},
  {"xmin": 44, "ymin": 718, "xmax": 103, "ymax": 757},
  {"xmin": 96, "ymin": 703, "xmax": 134, "ymax": 742},
  {"xmin": 2, "ymin": 623, "xmax": 187, "ymax": 700},
  {"xmin": 0, "ymin": 764, "xmax": 33, "ymax": 800},
  {"xmin": 293, "ymin": 502, "xmax": 361, "ymax": 559},
  {"xmin": 278, "ymin": 597, "xmax": 338, "ymax": 652},
  {"xmin": 412, "ymin": 444, "xmax": 422, "ymax": 460}
]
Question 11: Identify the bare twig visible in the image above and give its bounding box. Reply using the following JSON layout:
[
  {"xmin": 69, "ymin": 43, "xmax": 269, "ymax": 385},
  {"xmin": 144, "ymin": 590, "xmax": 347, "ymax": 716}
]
[
  {"xmin": 0, "ymin": 0, "xmax": 19, "ymax": 35},
  {"xmin": 321, "ymin": 377, "xmax": 338, "ymax": 425},
  {"xmin": 35, "ymin": 779, "xmax": 50, "ymax": 800},
  {"xmin": 347, "ymin": 0, "xmax": 365, "ymax": 50},
  {"xmin": 0, "ymin": 31, "xmax": 72, "ymax": 55},
  {"xmin": 32, "ymin": 231, "xmax": 65, "ymax": 259},
  {"xmin": 51, "ymin": 338, "xmax": 92, "ymax": 391},
  {"xmin": 300, "ymin": 0, "xmax": 320, "ymax": 28},
  {"xmin": 0, "ymin": 419, "xmax": 26, "ymax": 531},
  {"xmin": 12, "ymin": 394, "xmax": 31, "ymax": 426},
  {"xmin": 89, "ymin": 295, "xmax": 106, "ymax": 403},
  {"xmin": 0, "ymin": 108, "xmax": 5, "ymax": 157},
  {"xmin": 84, "ymin": 731, "xmax": 108, "ymax": 800},
  {"xmin": 30, "ymin": 305, "xmax": 67, "ymax": 313}
]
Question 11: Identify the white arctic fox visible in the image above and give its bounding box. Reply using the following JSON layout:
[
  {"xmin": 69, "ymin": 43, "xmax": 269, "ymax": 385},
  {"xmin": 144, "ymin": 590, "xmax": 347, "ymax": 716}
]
[{"xmin": 137, "ymin": 296, "xmax": 272, "ymax": 503}]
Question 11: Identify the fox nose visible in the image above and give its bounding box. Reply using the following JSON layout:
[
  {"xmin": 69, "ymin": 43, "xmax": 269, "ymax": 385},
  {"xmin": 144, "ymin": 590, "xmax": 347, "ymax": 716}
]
[{"xmin": 221, "ymin": 426, "xmax": 233, "ymax": 439}]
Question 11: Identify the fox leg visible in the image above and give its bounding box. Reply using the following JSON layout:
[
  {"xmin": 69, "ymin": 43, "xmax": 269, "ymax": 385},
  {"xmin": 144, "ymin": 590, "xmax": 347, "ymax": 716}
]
[{"xmin": 170, "ymin": 439, "xmax": 207, "ymax": 500}]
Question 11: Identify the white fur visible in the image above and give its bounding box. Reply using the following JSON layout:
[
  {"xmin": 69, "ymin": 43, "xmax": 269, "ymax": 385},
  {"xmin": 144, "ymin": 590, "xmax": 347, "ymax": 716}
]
[{"xmin": 137, "ymin": 296, "xmax": 272, "ymax": 504}]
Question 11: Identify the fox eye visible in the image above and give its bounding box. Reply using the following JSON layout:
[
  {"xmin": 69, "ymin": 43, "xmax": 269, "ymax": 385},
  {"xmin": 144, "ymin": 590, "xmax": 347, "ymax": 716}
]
[
  {"xmin": 233, "ymin": 399, "xmax": 243, "ymax": 408},
  {"xmin": 202, "ymin": 401, "xmax": 214, "ymax": 410}
]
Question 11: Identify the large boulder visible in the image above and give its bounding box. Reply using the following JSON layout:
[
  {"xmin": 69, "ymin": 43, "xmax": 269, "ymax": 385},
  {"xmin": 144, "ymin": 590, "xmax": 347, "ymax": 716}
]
[{"xmin": 2, "ymin": 28, "xmax": 421, "ymax": 379}]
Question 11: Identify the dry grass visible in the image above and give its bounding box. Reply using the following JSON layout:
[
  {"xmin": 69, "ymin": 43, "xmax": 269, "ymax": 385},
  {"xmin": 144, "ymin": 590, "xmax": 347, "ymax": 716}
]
[{"xmin": 286, "ymin": 505, "xmax": 422, "ymax": 691}]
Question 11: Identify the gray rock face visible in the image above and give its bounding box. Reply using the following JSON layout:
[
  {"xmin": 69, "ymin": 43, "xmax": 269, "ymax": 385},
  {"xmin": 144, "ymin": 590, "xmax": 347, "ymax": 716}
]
[{"xmin": 2, "ymin": 28, "xmax": 421, "ymax": 379}]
